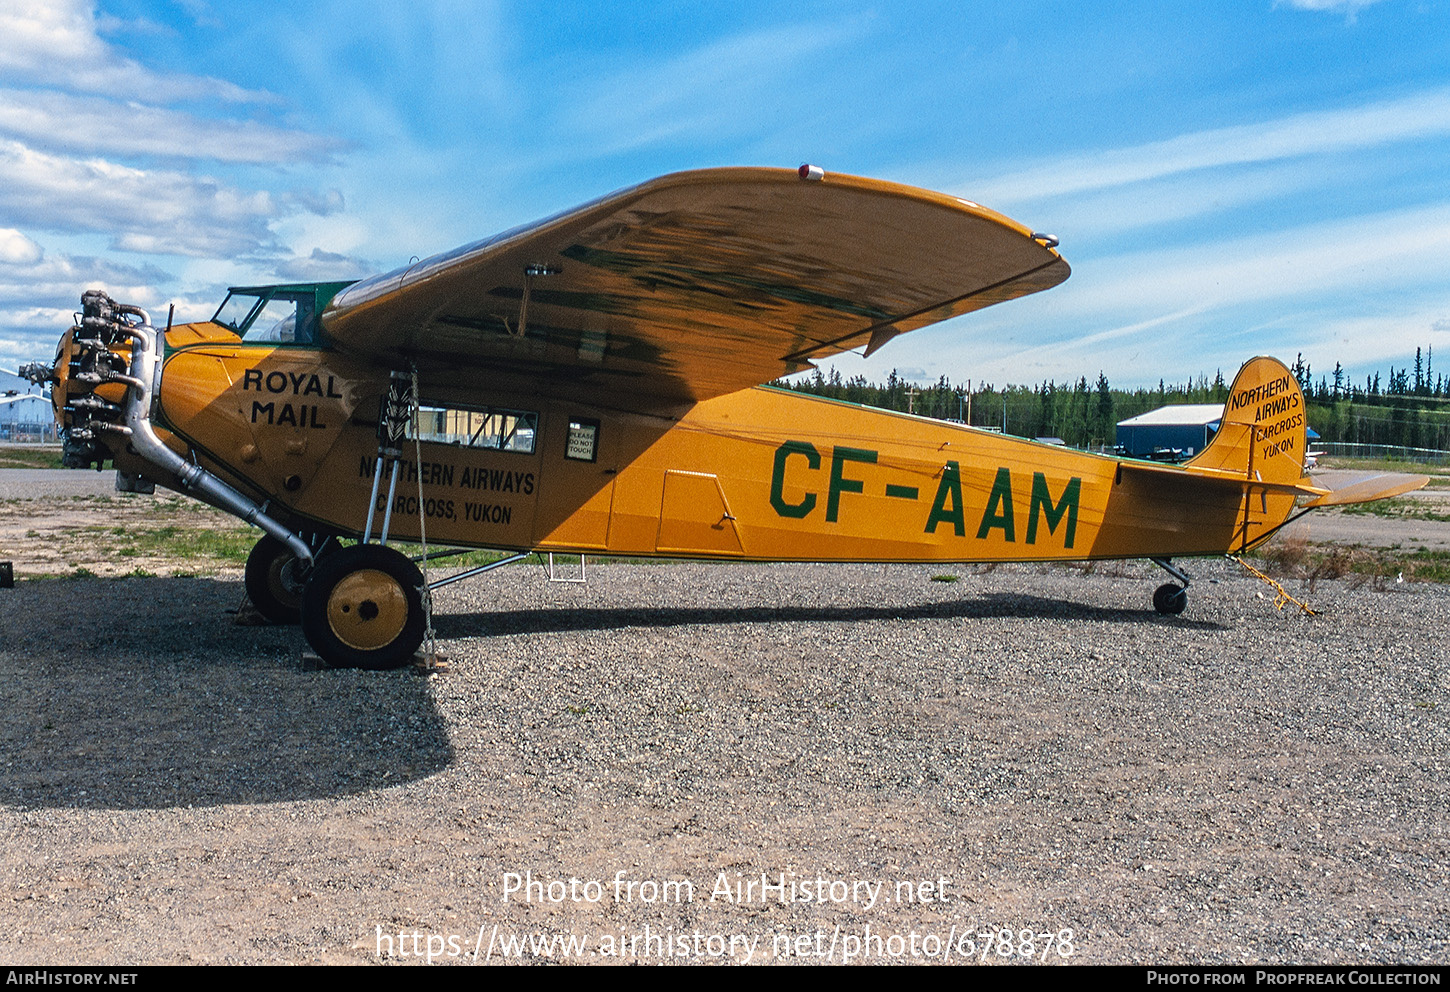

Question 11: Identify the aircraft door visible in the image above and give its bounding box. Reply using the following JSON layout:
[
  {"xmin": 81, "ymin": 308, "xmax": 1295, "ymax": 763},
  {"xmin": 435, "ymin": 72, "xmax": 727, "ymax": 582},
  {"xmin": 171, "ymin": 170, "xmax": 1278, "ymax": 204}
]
[{"xmin": 531, "ymin": 407, "xmax": 618, "ymax": 550}]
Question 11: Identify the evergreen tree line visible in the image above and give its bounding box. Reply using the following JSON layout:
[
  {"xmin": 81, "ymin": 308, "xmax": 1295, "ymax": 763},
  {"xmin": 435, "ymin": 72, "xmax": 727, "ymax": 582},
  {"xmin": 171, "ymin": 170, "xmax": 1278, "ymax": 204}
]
[{"xmin": 776, "ymin": 347, "xmax": 1450, "ymax": 451}]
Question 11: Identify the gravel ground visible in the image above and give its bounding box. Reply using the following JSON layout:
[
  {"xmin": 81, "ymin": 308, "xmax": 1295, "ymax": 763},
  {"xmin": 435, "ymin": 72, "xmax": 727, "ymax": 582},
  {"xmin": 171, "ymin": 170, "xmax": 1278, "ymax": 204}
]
[{"xmin": 0, "ymin": 554, "xmax": 1446, "ymax": 965}]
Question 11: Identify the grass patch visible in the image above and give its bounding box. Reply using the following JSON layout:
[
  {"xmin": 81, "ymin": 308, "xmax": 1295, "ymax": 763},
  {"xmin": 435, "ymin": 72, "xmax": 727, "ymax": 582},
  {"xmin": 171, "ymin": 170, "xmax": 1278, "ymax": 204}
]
[
  {"xmin": 0, "ymin": 446, "xmax": 63, "ymax": 470},
  {"xmin": 1378, "ymin": 548, "xmax": 1450, "ymax": 583},
  {"xmin": 1251, "ymin": 540, "xmax": 1450, "ymax": 586},
  {"xmin": 930, "ymin": 574, "xmax": 959, "ymax": 583},
  {"xmin": 73, "ymin": 521, "xmax": 258, "ymax": 565},
  {"xmin": 1317, "ymin": 455, "xmax": 1450, "ymax": 475},
  {"xmin": 1339, "ymin": 501, "xmax": 1450, "ymax": 522},
  {"xmin": 399, "ymin": 545, "xmax": 517, "ymax": 569}
]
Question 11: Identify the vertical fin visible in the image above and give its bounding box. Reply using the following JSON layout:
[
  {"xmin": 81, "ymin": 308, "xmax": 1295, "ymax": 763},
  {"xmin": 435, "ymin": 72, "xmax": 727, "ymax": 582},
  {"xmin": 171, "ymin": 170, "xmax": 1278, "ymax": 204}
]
[
  {"xmin": 1186, "ymin": 356, "xmax": 1308, "ymax": 551},
  {"xmin": 1186, "ymin": 356, "xmax": 1307, "ymax": 486}
]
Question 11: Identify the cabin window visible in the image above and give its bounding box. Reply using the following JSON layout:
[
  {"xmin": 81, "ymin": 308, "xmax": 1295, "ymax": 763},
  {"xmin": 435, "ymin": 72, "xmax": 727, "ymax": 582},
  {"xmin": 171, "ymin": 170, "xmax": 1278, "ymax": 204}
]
[{"xmin": 415, "ymin": 404, "xmax": 538, "ymax": 455}]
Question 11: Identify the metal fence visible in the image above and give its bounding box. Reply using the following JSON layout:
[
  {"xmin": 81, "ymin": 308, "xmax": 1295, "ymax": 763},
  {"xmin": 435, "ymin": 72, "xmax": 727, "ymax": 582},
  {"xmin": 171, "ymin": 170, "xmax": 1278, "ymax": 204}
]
[
  {"xmin": 1316, "ymin": 441, "xmax": 1450, "ymax": 465},
  {"xmin": 0, "ymin": 424, "xmax": 59, "ymax": 443}
]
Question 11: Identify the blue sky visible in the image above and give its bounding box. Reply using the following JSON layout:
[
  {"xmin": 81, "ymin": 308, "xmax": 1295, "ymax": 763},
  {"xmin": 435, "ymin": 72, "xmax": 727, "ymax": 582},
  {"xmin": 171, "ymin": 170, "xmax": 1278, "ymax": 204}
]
[{"xmin": 1, "ymin": 0, "xmax": 1448, "ymax": 392}]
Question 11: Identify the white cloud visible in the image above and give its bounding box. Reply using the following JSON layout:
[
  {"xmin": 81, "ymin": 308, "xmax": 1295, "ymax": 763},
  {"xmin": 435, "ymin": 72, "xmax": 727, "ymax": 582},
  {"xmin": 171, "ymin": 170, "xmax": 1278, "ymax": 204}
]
[
  {"xmin": 1013, "ymin": 158, "xmax": 1330, "ymax": 243},
  {"xmin": 1274, "ymin": 0, "xmax": 1389, "ymax": 21},
  {"xmin": 0, "ymin": 251, "xmax": 170, "ymax": 304},
  {"xmin": 0, "ymin": 308, "xmax": 77, "ymax": 345},
  {"xmin": 0, "ymin": 139, "xmax": 350, "ymax": 257},
  {"xmin": 0, "ymin": 228, "xmax": 42, "ymax": 265},
  {"xmin": 0, "ymin": 0, "xmax": 265, "ymax": 103},
  {"xmin": 0, "ymin": 89, "xmax": 340, "ymax": 164},
  {"xmin": 840, "ymin": 197, "xmax": 1450, "ymax": 389},
  {"xmin": 1283, "ymin": 308, "xmax": 1450, "ymax": 374},
  {"xmin": 0, "ymin": 248, "xmax": 178, "ymax": 364},
  {"xmin": 0, "ymin": 3, "xmax": 347, "ymax": 271},
  {"xmin": 272, "ymin": 248, "xmax": 376, "ymax": 282},
  {"xmin": 966, "ymin": 88, "xmax": 1450, "ymax": 208},
  {"xmin": 272, "ymin": 211, "xmax": 373, "ymax": 258},
  {"xmin": 927, "ymin": 198, "xmax": 1450, "ymax": 379},
  {"xmin": 1062, "ymin": 200, "xmax": 1450, "ymax": 322},
  {"xmin": 0, "ymin": 138, "xmax": 272, "ymax": 255},
  {"xmin": 561, "ymin": 19, "xmax": 870, "ymax": 156}
]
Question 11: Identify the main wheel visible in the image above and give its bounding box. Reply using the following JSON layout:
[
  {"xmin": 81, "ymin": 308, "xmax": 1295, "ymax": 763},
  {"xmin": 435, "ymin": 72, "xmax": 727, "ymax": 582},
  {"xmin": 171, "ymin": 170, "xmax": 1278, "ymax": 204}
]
[
  {"xmin": 1152, "ymin": 582, "xmax": 1187, "ymax": 615},
  {"xmin": 301, "ymin": 544, "xmax": 425, "ymax": 670},
  {"xmin": 244, "ymin": 535, "xmax": 313, "ymax": 625}
]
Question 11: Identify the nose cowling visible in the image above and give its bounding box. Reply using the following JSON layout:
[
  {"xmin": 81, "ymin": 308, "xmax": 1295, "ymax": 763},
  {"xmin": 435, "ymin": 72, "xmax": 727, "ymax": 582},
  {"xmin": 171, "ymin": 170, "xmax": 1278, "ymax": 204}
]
[
  {"xmin": 30, "ymin": 291, "xmax": 151, "ymax": 468},
  {"xmin": 38, "ymin": 288, "xmax": 317, "ymax": 569}
]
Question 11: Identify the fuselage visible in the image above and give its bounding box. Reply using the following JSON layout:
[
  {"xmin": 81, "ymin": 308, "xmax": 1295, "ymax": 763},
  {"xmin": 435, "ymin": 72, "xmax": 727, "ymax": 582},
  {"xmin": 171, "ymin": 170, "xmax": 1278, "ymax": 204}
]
[{"xmin": 139, "ymin": 322, "xmax": 1290, "ymax": 562}]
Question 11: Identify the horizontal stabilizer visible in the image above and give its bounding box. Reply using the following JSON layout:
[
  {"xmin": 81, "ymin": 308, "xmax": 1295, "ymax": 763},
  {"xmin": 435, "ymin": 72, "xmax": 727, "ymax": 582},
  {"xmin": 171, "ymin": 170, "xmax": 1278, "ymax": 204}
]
[
  {"xmin": 1300, "ymin": 472, "xmax": 1430, "ymax": 507},
  {"xmin": 1120, "ymin": 459, "xmax": 1330, "ymax": 498}
]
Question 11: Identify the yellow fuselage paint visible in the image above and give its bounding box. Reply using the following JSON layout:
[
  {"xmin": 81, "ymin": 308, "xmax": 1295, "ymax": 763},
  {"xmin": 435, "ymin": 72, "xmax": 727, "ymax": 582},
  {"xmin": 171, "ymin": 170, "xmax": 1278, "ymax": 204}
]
[{"xmin": 147, "ymin": 330, "xmax": 1298, "ymax": 563}]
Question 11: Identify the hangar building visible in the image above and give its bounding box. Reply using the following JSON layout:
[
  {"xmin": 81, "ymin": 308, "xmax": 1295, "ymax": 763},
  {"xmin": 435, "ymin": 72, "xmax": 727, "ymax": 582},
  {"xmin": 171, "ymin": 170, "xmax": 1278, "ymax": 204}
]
[
  {"xmin": 1115, "ymin": 404, "xmax": 1224, "ymax": 460},
  {"xmin": 0, "ymin": 383, "xmax": 53, "ymax": 441}
]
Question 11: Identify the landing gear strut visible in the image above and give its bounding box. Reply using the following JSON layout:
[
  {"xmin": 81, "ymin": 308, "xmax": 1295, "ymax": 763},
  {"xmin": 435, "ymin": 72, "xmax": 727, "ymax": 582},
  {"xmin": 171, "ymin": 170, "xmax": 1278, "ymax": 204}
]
[
  {"xmin": 1150, "ymin": 557, "xmax": 1189, "ymax": 615},
  {"xmin": 299, "ymin": 370, "xmax": 427, "ymax": 669}
]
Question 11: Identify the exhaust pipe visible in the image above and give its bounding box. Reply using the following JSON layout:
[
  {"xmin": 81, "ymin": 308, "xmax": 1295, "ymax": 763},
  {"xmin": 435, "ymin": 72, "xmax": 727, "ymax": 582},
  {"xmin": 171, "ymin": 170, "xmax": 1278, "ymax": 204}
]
[{"xmin": 44, "ymin": 291, "xmax": 313, "ymax": 565}]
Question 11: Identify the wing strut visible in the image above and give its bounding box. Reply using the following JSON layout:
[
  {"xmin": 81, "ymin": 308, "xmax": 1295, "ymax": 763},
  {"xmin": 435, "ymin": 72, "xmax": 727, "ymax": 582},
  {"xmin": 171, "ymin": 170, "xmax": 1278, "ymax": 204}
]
[{"xmin": 362, "ymin": 370, "xmax": 413, "ymax": 545}]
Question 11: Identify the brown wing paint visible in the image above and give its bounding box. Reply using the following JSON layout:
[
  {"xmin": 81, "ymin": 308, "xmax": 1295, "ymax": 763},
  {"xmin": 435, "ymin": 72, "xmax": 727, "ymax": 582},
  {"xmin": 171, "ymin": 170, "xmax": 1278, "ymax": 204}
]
[{"xmin": 319, "ymin": 168, "xmax": 1068, "ymax": 409}]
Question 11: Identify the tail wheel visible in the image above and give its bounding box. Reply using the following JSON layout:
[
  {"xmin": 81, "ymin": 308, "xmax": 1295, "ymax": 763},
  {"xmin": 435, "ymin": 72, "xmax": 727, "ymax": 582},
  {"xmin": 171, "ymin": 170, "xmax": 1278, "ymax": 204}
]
[
  {"xmin": 244, "ymin": 535, "xmax": 312, "ymax": 625},
  {"xmin": 301, "ymin": 544, "xmax": 425, "ymax": 670},
  {"xmin": 1152, "ymin": 582, "xmax": 1188, "ymax": 616}
]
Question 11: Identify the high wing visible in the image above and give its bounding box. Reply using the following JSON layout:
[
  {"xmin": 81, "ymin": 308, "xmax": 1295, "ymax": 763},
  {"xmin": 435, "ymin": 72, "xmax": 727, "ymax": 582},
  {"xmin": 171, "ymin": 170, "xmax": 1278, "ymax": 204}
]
[{"xmin": 321, "ymin": 167, "xmax": 1068, "ymax": 409}]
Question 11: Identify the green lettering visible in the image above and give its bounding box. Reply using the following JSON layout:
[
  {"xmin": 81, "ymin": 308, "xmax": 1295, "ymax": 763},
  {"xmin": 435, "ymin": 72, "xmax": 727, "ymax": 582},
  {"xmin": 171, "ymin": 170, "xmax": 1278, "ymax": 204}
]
[
  {"xmin": 925, "ymin": 460, "xmax": 965, "ymax": 536},
  {"xmin": 976, "ymin": 467, "xmax": 1016, "ymax": 542},
  {"xmin": 1026, "ymin": 473, "xmax": 1081, "ymax": 548},
  {"xmin": 827, "ymin": 446, "xmax": 877, "ymax": 523},
  {"xmin": 770, "ymin": 441, "xmax": 820, "ymax": 518}
]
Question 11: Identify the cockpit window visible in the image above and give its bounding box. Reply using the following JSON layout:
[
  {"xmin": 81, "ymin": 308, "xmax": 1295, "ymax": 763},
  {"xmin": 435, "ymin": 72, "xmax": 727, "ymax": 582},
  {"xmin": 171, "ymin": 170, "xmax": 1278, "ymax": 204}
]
[
  {"xmin": 212, "ymin": 289, "xmax": 320, "ymax": 344},
  {"xmin": 246, "ymin": 298, "xmax": 301, "ymax": 343},
  {"xmin": 213, "ymin": 293, "xmax": 264, "ymax": 333}
]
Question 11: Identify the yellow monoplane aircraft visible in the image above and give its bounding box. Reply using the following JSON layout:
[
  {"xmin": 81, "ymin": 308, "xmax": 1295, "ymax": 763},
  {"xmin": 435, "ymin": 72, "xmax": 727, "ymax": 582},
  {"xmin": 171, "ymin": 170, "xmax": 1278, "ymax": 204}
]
[{"xmin": 23, "ymin": 166, "xmax": 1426, "ymax": 668}]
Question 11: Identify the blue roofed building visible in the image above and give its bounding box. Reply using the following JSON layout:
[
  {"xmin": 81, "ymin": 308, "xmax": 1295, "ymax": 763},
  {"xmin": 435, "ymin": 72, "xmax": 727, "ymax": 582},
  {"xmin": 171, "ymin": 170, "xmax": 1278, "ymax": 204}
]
[
  {"xmin": 1115, "ymin": 404, "xmax": 1225, "ymax": 460},
  {"xmin": 1116, "ymin": 402, "xmax": 1319, "ymax": 461}
]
